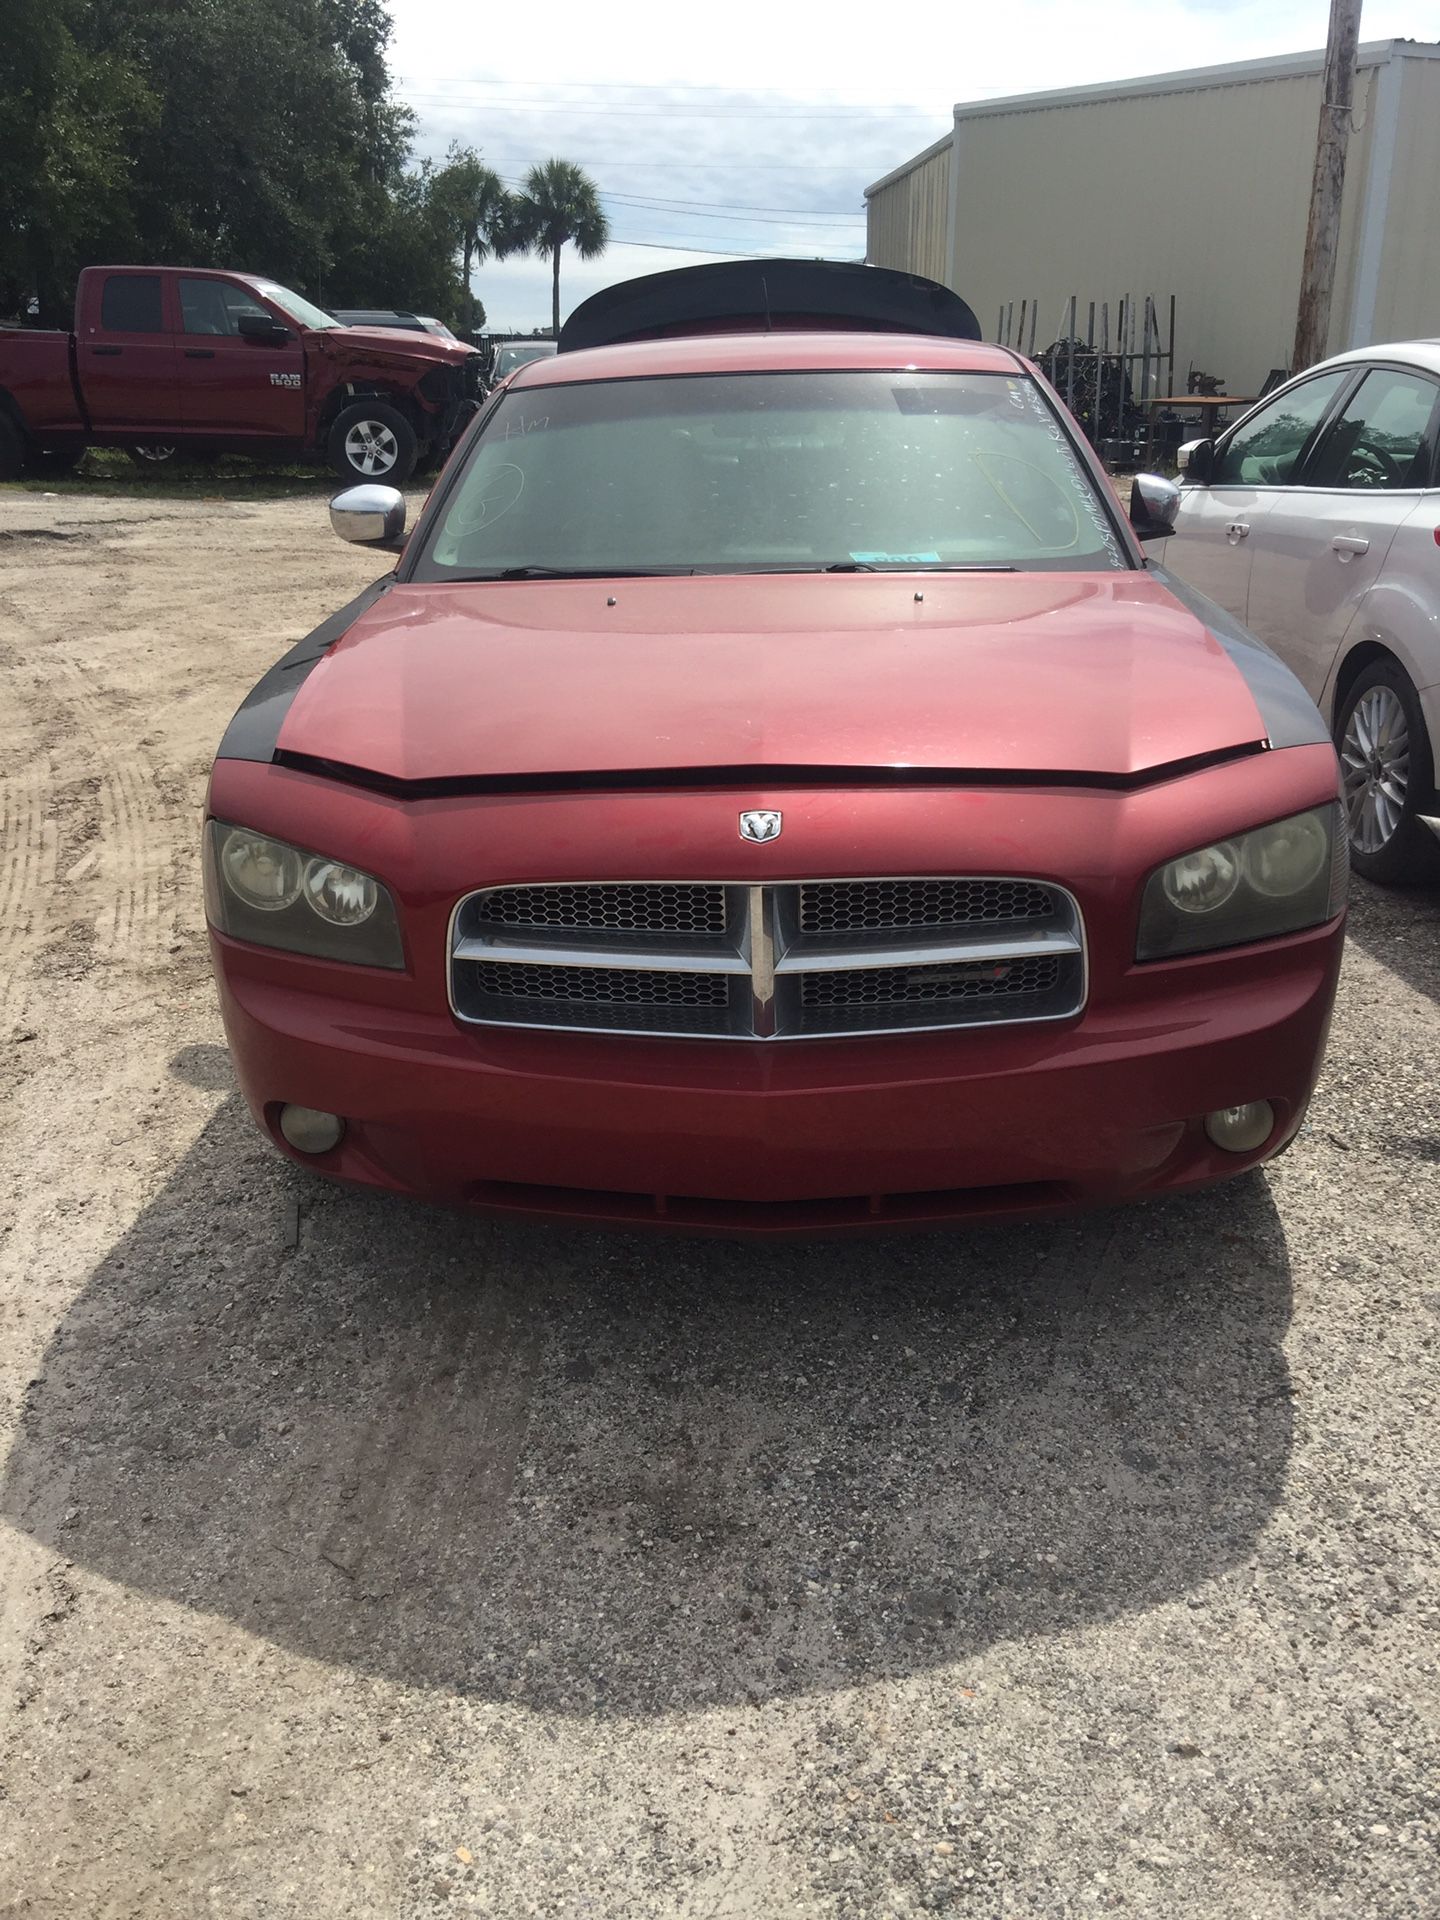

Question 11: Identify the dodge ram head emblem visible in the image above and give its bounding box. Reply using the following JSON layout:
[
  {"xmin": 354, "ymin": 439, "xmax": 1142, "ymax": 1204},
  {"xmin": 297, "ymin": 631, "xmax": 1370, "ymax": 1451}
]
[{"xmin": 739, "ymin": 809, "xmax": 782, "ymax": 843}]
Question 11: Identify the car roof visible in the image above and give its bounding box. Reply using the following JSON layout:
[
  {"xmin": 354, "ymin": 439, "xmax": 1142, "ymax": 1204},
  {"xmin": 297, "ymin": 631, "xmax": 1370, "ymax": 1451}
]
[
  {"xmin": 508, "ymin": 330, "xmax": 1025, "ymax": 389},
  {"xmin": 1314, "ymin": 338, "xmax": 1440, "ymax": 377}
]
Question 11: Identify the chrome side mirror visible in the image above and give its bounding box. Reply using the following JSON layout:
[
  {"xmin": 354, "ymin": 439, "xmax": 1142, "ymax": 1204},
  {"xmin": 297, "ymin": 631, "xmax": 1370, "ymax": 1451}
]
[
  {"xmin": 1176, "ymin": 437, "xmax": 1215, "ymax": 482},
  {"xmin": 329, "ymin": 484, "xmax": 406, "ymax": 552},
  {"xmin": 1129, "ymin": 472, "xmax": 1181, "ymax": 541}
]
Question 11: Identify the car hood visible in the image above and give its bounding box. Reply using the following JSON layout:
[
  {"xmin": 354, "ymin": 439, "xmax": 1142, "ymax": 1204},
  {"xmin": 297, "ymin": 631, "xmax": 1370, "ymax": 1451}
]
[
  {"xmin": 276, "ymin": 571, "xmax": 1276, "ymax": 786},
  {"xmin": 322, "ymin": 325, "xmax": 476, "ymax": 365}
]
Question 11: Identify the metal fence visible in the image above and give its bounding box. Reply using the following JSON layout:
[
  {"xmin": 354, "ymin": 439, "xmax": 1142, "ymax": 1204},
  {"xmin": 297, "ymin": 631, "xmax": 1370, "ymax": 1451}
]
[{"xmin": 995, "ymin": 294, "xmax": 1176, "ymax": 465}]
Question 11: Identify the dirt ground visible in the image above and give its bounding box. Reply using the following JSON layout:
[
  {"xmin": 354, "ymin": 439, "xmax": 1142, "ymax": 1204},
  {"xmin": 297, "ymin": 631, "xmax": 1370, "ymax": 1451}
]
[{"xmin": 0, "ymin": 486, "xmax": 1437, "ymax": 1919}]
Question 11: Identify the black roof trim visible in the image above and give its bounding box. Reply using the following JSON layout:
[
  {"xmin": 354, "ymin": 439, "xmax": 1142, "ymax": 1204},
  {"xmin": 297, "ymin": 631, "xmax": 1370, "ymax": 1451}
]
[
  {"xmin": 270, "ymin": 742, "xmax": 1265, "ymax": 802},
  {"xmin": 558, "ymin": 260, "xmax": 982, "ymax": 354}
]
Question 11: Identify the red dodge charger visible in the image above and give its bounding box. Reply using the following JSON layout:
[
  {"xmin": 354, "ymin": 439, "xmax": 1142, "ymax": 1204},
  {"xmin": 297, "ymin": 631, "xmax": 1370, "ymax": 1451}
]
[{"xmin": 205, "ymin": 261, "xmax": 1346, "ymax": 1236}]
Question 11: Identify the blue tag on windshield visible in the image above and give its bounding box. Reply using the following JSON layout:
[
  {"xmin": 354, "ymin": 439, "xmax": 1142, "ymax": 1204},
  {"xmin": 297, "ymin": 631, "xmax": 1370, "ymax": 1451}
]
[{"xmin": 849, "ymin": 551, "xmax": 941, "ymax": 565}]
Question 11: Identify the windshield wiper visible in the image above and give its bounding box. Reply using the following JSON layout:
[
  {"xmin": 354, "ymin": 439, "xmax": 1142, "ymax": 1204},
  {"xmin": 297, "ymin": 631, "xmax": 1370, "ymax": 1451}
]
[
  {"xmin": 447, "ymin": 560, "xmax": 1021, "ymax": 581},
  {"xmin": 454, "ymin": 565, "xmax": 698, "ymax": 581},
  {"xmin": 818, "ymin": 561, "xmax": 1021, "ymax": 573},
  {"xmin": 722, "ymin": 560, "xmax": 1019, "ymax": 575}
]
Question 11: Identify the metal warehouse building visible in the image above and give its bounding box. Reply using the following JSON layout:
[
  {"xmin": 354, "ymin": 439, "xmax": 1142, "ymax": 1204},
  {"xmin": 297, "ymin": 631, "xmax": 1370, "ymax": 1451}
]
[{"xmin": 865, "ymin": 40, "xmax": 1440, "ymax": 396}]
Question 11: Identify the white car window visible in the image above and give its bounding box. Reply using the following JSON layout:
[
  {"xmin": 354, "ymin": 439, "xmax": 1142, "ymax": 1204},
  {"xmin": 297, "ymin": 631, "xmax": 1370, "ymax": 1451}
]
[
  {"xmin": 1213, "ymin": 371, "xmax": 1349, "ymax": 486},
  {"xmin": 1306, "ymin": 367, "xmax": 1439, "ymax": 490}
]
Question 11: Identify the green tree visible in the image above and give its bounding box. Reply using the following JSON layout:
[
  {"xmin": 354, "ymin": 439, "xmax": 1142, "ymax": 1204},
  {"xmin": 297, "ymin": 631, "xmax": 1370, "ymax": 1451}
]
[
  {"xmin": 326, "ymin": 156, "xmax": 465, "ymax": 322},
  {"xmin": 91, "ymin": 0, "xmax": 416, "ymax": 304},
  {"xmin": 0, "ymin": 0, "xmax": 507, "ymax": 334},
  {"xmin": 0, "ymin": 1, "xmax": 153, "ymax": 322},
  {"xmin": 428, "ymin": 145, "xmax": 514, "ymax": 333},
  {"xmin": 508, "ymin": 158, "xmax": 609, "ymax": 337}
]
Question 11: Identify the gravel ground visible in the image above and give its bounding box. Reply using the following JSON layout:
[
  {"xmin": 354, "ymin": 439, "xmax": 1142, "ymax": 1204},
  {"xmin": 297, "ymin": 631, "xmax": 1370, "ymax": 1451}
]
[{"xmin": 0, "ymin": 488, "xmax": 1437, "ymax": 1918}]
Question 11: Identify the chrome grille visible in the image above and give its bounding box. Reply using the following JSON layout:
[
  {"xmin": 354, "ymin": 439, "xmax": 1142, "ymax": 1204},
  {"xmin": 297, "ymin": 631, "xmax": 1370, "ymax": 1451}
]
[{"xmin": 451, "ymin": 878, "xmax": 1085, "ymax": 1041}]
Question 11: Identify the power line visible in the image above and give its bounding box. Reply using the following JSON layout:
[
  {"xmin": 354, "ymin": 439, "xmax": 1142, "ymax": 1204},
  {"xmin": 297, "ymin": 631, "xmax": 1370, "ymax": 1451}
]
[
  {"xmin": 494, "ymin": 172, "xmax": 864, "ymax": 228},
  {"xmin": 595, "ymin": 190, "xmax": 867, "ymax": 217},
  {"xmin": 397, "ymin": 80, "xmax": 945, "ymax": 116},
  {"xmin": 403, "ymin": 96, "xmax": 938, "ymax": 121},
  {"xmin": 604, "ymin": 208, "xmax": 863, "ymax": 231},
  {"xmin": 607, "ymin": 237, "xmax": 863, "ymax": 259},
  {"xmin": 480, "ymin": 155, "xmax": 876, "ymax": 173},
  {"xmin": 600, "ymin": 194, "xmax": 863, "ymax": 228},
  {"xmin": 397, "ymin": 71, "xmax": 953, "ymax": 105}
]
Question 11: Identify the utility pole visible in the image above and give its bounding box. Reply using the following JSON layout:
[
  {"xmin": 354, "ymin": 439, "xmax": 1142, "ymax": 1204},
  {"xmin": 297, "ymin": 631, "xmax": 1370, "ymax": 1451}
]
[{"xmin": 1292, "ymin": 0, "xmax": 1364, "ymax": 372}]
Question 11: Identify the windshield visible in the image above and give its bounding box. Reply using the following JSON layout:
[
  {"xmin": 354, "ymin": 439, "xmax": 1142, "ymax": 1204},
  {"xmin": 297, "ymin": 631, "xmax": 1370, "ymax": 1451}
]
[
  {"xmin": 254, "ymin": 282, "xmax": 340, "ymax": 330},
  {"xmin": 419, "ymin": 370, "xmax": 1128, "ymax": 578},
  {"xmin": 493, "ymin": 342, "xmax": 557, "ymax": 379}
]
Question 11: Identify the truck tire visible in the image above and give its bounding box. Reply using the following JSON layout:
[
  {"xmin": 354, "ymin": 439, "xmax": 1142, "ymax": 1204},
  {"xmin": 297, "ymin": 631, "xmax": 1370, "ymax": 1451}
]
[
  {"xmin": 0, "ymin": 415, "xmax": 23, "ymax": 481},
  {"xmin": 25, "ymin": 443, "xmax": 84, "ymax": 479},
  {"xmin": 328, "ymin": 402, "xmax": 417, "ymax": 485}
]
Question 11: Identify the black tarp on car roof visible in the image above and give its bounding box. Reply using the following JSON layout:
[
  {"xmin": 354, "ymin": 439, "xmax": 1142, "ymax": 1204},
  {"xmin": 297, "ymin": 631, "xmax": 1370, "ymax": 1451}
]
[{"xmin": 558, "ymin": 259, "xmax": 982, "ymax": 353}]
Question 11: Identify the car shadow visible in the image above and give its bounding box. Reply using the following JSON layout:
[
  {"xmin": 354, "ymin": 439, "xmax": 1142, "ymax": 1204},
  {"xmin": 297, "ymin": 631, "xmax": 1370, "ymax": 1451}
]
[
  {"xmin": 3, "ymin": 1069, "xmax": 1294, "ymax": 1717},
  {"xmin": 1343, "ymin": 871, "xmax": 1440, "ymax": 1007}
]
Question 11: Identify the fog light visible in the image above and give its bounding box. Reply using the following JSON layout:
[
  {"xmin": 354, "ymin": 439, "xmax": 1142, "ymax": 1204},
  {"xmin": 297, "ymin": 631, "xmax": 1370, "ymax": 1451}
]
[
  {"xmin": 1204, "ymin": 1101, "xmax": 1275, "ymax": 1153},
  {"xmin": 278, "ymin": 1104, "xmax": 345, "ymax": 1154}
]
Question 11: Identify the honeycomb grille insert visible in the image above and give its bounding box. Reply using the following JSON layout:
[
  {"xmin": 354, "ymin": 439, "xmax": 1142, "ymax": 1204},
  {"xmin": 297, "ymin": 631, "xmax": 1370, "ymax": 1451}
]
[
  {"xmin": 474, "ymin": 960, "xmax": 729, "ymax": 1008},
  {"xmin": 451, "ymin": 878, "xmax": 1084, "ymax": 1039},
  {"xmin": 481, "ymin": 882, "xmax": 729, "ymax": 939},
  {"xmin": 800, "ymin": 954, "xmax": 1062, "ymax": 1009},
  {"xmin": 458, "ymin": 960, "xmax": 736, "ymax": 1035},
  {"xmin": 799, "ymin": 877, "xmax": 1053, "ymax": 935}
]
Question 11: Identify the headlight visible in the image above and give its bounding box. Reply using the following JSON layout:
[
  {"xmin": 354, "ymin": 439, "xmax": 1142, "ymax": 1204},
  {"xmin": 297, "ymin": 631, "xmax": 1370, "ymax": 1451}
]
[
  {"xmin": 1242, "ymin": 810, "xmax": 1329, "ymax": 897},
  {"xmin": 303, "ymin": 859, "xmax": 379, "ymax": 926},
  {"xmin": 221, "ymin": 831, "xmax": 304, "ymax": 911},
  {"xmin": 204, "ymin": 822, "xmax": 404, "ymax": 968},
  {"xmin": 1160, "ymin": 842, "xmax": 1240, "ymax": 914},
  {"xmin": 1137, "ymin": 804, "xmax": 1346, "ymax": 960}
]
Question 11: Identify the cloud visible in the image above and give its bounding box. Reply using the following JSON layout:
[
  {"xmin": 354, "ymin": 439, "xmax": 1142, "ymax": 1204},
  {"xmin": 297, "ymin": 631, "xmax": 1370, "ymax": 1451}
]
[
  {"xmin": 386, "ymin": 0, "xmax": 1432, "ymax": 327},
  {"xmin": 471, "ymin": 242, "xmax": 765, "ymax": 335}
]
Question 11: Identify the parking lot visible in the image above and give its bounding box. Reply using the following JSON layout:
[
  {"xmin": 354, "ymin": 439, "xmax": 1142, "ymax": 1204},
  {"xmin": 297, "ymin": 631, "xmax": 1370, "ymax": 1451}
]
[{"xmin": 0, "ymin": 485, "xmax": 1437, "ymax": 1916}]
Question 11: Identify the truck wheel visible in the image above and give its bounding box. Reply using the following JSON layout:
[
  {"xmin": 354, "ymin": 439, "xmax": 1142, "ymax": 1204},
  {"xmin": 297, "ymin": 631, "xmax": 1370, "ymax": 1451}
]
[
  {"xmin": 329, "ymin": 403, "xmax": 417, "ymax": 485},
  {"xmin": 126, "ymin": 443, "xmax": 179, "ymax": 466},
  {"xmin": 0, "ymin": 415, "xmax": 23, "ymax": 481},
  {"xmin": 1335, "ymin": 658, "xmax": 1440, "ymax": 885},
  {"xmin": 25, "ymin": 443, "xmax": 84, "ymax": 479}
]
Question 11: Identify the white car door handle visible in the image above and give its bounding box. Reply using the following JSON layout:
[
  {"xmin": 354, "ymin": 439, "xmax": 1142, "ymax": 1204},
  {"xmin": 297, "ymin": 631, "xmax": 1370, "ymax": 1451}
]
[
  {"xmin": 1226, "ymin": 521, "xmax": 1249, "ymax": 544},
  {"xmin": 1331, "ymin": 534, "xmax": 1370, "ymax": 557}
]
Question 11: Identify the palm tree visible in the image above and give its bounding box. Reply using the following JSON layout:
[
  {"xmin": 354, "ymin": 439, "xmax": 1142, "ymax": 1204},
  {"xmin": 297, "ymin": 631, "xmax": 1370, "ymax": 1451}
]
[
  {"xmin": 432, "ymin": 144, "xmax": 513, "ymax": 333},
  {"xmin": 509, "ymin": 159, "xmax": 609, "ymax": 337}
]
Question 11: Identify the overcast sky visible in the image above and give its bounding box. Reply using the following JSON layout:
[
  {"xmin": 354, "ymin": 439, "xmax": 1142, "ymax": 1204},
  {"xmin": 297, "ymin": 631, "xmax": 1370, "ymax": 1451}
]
[{"xmin": 386, "ymin": 0, "xmax": 1434, "ymax": 332}]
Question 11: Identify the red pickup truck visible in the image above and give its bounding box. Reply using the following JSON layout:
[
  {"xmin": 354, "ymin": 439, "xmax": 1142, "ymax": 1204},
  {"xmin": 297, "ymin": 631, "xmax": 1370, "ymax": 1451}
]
[{"xmin": 0, "ymin": 265, "xmax": 482, "ymax": 484}]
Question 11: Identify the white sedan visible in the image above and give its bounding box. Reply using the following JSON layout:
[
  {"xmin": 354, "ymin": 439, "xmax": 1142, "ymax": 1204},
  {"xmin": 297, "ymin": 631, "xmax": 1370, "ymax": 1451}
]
[{"xmin": 1157, "ymin": 342, "xmax": 1440, "ymax": 884}]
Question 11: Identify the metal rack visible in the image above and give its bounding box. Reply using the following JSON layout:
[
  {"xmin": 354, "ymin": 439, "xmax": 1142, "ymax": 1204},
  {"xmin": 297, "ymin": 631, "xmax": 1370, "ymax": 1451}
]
[{"xmin": 994, "ymin": 294, "xmax": 1177, "ymax": 465}]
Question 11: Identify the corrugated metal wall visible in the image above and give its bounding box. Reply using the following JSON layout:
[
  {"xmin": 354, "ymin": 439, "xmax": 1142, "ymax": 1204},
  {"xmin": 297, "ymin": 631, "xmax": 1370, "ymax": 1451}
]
[
  {"xmin": 865, "ymin": 141, "xmax": 951, "ymax": 286},
  {"xmin": 1373, "ymin": 57, "xmax": 1440, "ymax": 344},
  {"xmin": 944, "ymin": 66, "xmax": 1374, "ymax": 395},
  {"xmin": 865, "ymin": 47, "xmax": 1438, "ymax": 399}
]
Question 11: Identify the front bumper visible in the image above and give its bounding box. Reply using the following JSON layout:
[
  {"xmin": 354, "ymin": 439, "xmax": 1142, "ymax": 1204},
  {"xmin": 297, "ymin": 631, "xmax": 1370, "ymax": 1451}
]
[
  {"xmin": 212, "ymin": 919, "xmax": 1341, "ymax": 1237},
  {"xmin": 207, "ymin": 747, "xmax": 1345, "ymax": 1237}
]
